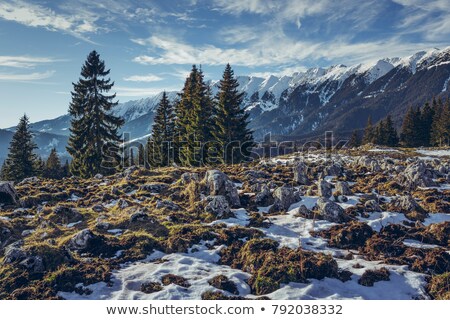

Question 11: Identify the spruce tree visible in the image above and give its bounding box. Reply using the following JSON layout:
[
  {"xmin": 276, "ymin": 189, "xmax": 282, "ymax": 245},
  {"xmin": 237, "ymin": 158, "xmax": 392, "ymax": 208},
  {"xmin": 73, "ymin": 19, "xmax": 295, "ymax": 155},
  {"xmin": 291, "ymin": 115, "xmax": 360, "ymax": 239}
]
[
  {"xmin": 175, "ymin": 65, "xmax": 215, "ymax": 166},
  {"xmin": 148, "ymin": 91, "xmax": 175, "ymax": 167},
  {"xmin": 213, "ymin": 64, "xmax": 254, "ymax": 164},
  {"xmin": 66, "ymin": 51, "xmax": 124, "ymax": 178},
  {"xmin": 431, "ymin": 98, "xmax": 444, "ymax": 146},
  {"xmin": 348, "ymin": 129, "xmax": 361, "ymax": 148},
  {"xmin": 44, "ymin": 148, "xmax": 62, "ymax": 179},
  {"xmin": 383, "ymin": 115, "xmax": 399, "ymax": 146},
  {"xmin": 2, "ymin": 115, "xmax": 39, "ymax": 182},
  {"xmin": 420, "ymin": 102, "xmax": 434, "ymax": 147},
  {"xmin": 363, "ymin": 116, "xmax": 374, "ymax": 144},
  {"xmin": 400, "ymin": 107, "xmax": 420, "ymax": 147}
]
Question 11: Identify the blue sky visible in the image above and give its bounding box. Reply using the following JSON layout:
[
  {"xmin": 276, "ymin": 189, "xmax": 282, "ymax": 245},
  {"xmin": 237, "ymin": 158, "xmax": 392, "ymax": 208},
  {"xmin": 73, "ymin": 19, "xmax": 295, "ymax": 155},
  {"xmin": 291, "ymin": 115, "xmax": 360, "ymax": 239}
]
[{"xmin": 0, "ymin": 0, "xmax": 450, "ymax": 128}]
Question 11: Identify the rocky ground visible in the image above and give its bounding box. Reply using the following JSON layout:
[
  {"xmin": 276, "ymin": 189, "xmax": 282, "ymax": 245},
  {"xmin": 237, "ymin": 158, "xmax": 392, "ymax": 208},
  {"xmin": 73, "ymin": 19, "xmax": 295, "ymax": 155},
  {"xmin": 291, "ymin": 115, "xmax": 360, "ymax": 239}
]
[{"xmin": 0, "ymin": 146, "xmax": 449, "ymax": 300}]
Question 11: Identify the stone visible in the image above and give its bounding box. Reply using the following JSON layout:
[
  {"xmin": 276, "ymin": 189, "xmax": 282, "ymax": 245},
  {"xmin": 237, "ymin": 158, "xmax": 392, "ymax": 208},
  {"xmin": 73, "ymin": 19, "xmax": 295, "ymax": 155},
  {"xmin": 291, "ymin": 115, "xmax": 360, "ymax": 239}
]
[
  {"xmin": 0, "ymin": 181, "xmax": 19, "ymax": 206},
  {"xmin": 94, "ymin": 174, "xmax": 104, "ymax": 179},
  {"xmin": 2, "ymin": 241, "xmax": 26, "ymax": 264},
  {"xmin": 92, "ymin": 204, "xmax": 106, "ymax": 213},
  {"xmin": 204, "ymin": 170, "xmax": 240, "ymax": 207},
  {"xmin": 67, "ymin": 229, "xmax": 100, "ymax": 252},
  {"xmin": 318, "ymin": 179, "xmax": 332, "ymax": 198},
  {"xmin": 254, "ymin": 184, "xmax": 274, "ymax": 206},
  {"xmin": 398, "ymin": 162, "xmax": 438, "ymax": 190},
  {"xmin": 390, "ymin": 195, "xmax": 426, "ymax": 214},
  {"xmin": 269, "ymin": 186, "xmax": 301, "ymax": 213},
  {"xmin": 293, "ymin": 161, "xmax": 309, "ymax": 185},
  {"xmin": 139, "ymin": 183, "xmax": 168, "ymax": 194},
  {"xmin": 316, "ymin": 198, "xmax": 349, "ymax": 223},
  {"xmin": 129, "ymin": 211, "xmax": 150, "ymax": 223},
  {"xmin": 294, "ymin": 204, "xmax": 314, "ymax": 219},
  {"xmin": 364, "ymin": 200, "xmax": 382, "ymax": 212},
  {"xmin": 180, "ymin": 172, "xmax": 199, "ymax": 185},
  {"xmin": 18, "ymin": 176, "xmax": 39, "ymax": 185},
  {"xmin": 156, "ymin": 199, "xmax": 180, "ymax": 211},
  {"xmin": 335, "ymin": 181, "xmax": 352, "ymax": 196},
  {"xmin": 53, "ymin": 205, "xmax": 83, "ymax": 224},
  {"xmin": 326, "ymin": 163, "xmax": 343, "ymax": 176},
  {"xmin": 205, "ymin": 195, "xmax": 234, "ymax": 219}
]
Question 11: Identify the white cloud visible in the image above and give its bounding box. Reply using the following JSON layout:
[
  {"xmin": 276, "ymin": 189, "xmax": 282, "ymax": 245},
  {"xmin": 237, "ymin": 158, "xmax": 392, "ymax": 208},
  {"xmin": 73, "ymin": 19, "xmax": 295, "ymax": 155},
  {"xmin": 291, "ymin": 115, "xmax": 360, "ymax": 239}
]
[
  {"xmin": 0, "ymin": 70, "xmax": 55, "ymax": 81},
  {"xmin": 0, "ymin": 0, "xmax": 100, "ymax": 40},
  {"xmin": 123, "ymin": 74, "xmax": 163, "ymax": 82},
  {"xmin": 0, "ymin": 56, "xmax": 60, "ymax": 68}
]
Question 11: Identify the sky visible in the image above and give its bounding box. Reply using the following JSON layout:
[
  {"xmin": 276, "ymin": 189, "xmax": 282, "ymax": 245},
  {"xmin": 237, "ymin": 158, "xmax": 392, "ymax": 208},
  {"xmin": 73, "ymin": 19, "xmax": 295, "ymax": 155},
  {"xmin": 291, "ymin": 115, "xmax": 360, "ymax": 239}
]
[{"xmin": 0, "ymin": 0, "xmax": 450, "ymax": 128}]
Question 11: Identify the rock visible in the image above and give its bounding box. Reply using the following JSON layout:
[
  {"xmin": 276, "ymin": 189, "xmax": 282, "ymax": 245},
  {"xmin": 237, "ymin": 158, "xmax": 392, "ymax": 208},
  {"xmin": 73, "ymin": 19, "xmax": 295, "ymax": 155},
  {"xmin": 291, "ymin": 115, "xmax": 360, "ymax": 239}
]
[
  {"xmin": 111, "ymin": 186, "xmax": 120, "ymax": 195},
  {"xmin": 18, "ymin": 176, "xmax": 39, "ymax": 185},
  {"xmin": 2, "ymin": 241, "xmax": 26, "ymax": 264},
  {"xmin": 0, "ymin": 181, "xmax": 19, "ymax": 206},
  {"xmin": 129, "ymin": 211, "xmax": 150, "ymax": 223},
  {"xmin": 116, "ymin": 199, "xmax": 129, "ymax": 209},
  {"xmin": 318, "ymin": 179, "xmax": 332, "ymax": 198},
  {"xmin": 326, "ymin": 163, "xmax": 343, "ymax": 176},
  {"xmin": 180, "ymin": 172, "xmax": 199, "ymax": 185},
  {"xmin": 316, "ymin": 198, "xmax": 349, "ymax": 223},
  {"xmin": 2, "ymin": 241, "xmax": 45, "ymax": 273},
  {"xmin": 390, "ymin": 195, "xmax": 426, "ymax": 213},
  {"xmin": 335, "ymin": 181, "xmax": 352, "ymax": 196},
  {"xmin": 204, "ymin": 170, "xmax": 240, "ymax": 207},
  {"xmin": 398, "ymin": 162, "xmax": 438, "ymax": 190},
  {"xmin": 67, "ymin": 229, "xmax": 100, "ymax": 252},
  {"xmin": 94, "ymin": 174, "xmax": 104, "ymax": 179},
  {"xmin": 139, "ymin": 183, "xmax": 168, "ymax": 194},
  {"xmin": 294, "ymin": 204, "xmax": 314, "ymax": 219},
  {"xmin": 53, "ymin": 205, "xmax": 83, "ymax": 224},
  {"xmin": 92, "ymin": 204, "xmax": 106, "ymax": 213},
  {"xmin": 254, "ymin": 184, "xmax": 274, "ymax": 206},
  {"xmin": 95, "ymin": 221, "xmax": 111, "ymax": 231},
  {"xmin": 156, "ymin": 199, "xmax": 180, "ymax": 211},
  {"xmin": 245, "ymin": 170, "xmax": 269, "ymax": 180},
  {"xmin": 0, "ymin": 227, "xmax": 12, "ymax": 249},
  {"xmin": 364, "ymin": 200, "xmax": 382, "ymax": 212},
  {"xmin": 205, "ymin": 195, "xmax": 234, "ymax": 219},
  {"xmin": 269, "ymin": 186, "xmax": 301, "ymax": 213},
  {"xmin": 293, "ymin": 162, "xmax": 309, "ymax": 185}
]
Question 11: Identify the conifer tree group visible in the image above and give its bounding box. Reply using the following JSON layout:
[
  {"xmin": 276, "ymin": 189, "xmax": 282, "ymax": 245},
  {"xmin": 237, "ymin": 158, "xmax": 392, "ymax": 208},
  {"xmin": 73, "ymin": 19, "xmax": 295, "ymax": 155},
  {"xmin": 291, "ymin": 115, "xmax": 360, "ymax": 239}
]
[{"xmin": 362, "ymin": 114, "xmax": 399, "ymax": 147}]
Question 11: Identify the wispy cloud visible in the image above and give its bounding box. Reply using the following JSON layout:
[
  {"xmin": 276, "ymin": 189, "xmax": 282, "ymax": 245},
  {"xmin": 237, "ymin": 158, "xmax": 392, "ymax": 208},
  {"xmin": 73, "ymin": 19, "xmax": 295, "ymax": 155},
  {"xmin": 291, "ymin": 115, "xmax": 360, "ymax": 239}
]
[
  {"xmin": 0, "ymin": 55, "xmax": 61, "ymax": 68},
  {"xmin": 123, "ymin": 74, "xmax": 163, "ymax": 82},
  {"xmin": 0, "ymin": 70, "xmax": 55, "ymax": 81}
]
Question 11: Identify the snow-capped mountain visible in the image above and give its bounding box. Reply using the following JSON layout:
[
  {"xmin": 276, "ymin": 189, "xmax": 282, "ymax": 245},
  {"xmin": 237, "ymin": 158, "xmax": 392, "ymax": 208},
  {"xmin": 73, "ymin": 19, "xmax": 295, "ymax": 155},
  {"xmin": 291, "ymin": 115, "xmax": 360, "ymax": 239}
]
[{"xmin": 3, "ymin": 46, "xmax": 450, "ymax": 160}]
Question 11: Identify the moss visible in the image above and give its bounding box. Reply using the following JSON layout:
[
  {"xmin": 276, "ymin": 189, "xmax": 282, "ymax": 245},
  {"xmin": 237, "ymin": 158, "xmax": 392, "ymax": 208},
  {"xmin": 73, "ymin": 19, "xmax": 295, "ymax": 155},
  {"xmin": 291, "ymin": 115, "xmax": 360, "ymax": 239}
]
[
  {"xmin": 358, "ymin": 268, "xmax": 390, "ymax": 286},
  {"xmin": 141, "ymin": 281, "xmax": 163, "ymax": 294},
  {"xmin": 427, "ymin": 273, "xmax": 450, "ymax": 300},
  {"xmin": 208, "ymin": 275, "xmax": 239, "ymax": 295},
  {"xmin": 249, "ymin": 275, "xmax": 279, "ymax": 295},
  {"xmin": 161, "ymin": 274, "xmax": 190, "ymax": 288}
]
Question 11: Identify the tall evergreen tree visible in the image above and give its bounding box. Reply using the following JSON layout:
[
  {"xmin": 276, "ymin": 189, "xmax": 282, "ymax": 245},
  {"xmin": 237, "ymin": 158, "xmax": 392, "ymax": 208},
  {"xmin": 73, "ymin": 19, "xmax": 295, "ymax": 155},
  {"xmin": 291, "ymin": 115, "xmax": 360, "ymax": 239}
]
[
  {"xmin": 44, "ymin": 148, "xmax": 63, "ymax": 179},
  {"xmin": 420, "ymin": 102, "xmax": 435, "ymax": 146},
  {"xmin": 175, "ymin": 65, "xmax": 215, "ymax": 166},
  {"xmin": 148, "ymin": 91, "xmax": 175, "ymax": 167},
  {"xmin": 348, "ymin": 129, "xmax": 361, "ymax": 148},
  {"xmin": 400, "ymin": 107, "xmax": 421, "ymax": 147},
  {"xmin": 213, "ymin": 64, "xmax": 254, "ymax": 164},
  {"xmin": 362, "ymin": 116, "xmax": 374, "ymax": 144},
  {"xmin": 66, "ymin": 50, "xmax": 124, "ymax": 178},
  {"xmin": 383, "ymin": 115, "xmax": 399, "ymax": 146},
  {"xmin": 2, "ymin": 115, "xmax": 38, "ymax": 182},
  {"xmin": 431, "ymin": 98, "xmax": 444, "ymax": 146}
]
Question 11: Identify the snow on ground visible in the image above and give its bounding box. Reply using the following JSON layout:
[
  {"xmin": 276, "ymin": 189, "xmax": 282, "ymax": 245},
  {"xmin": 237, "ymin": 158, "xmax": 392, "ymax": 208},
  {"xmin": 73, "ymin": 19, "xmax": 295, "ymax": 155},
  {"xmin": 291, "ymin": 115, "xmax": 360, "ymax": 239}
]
[
  {"xmin": 358, "ymin": 211, "xmax": 450, "ymax": 232},
  {"xmin": 416, "ymin": 149, "xmax": 450, "ymax": 157},
  {"xmin": 59, "ymin": 246, "xmax": 252, "ymax": 300},
  {"xmin": 368, "ymin": 148, "xmax": 402, "ymax": 153},
  {"xmin": 403, "ymin": 239, "xmax": 441, "ymax": 249}
]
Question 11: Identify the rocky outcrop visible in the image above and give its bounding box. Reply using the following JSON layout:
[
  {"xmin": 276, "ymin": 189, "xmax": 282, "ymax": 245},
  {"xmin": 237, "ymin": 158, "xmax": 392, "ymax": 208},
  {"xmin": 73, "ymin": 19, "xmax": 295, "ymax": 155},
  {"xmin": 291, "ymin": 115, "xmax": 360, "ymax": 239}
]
[
  {"xmin": 318, "ymin": 179, "xmax": 332, "ymax": 198},
  {"xmin": 335, "ymin": 181, "xmax": 352, "ymax": 196},
  {"xmin": 204, "ymin": 170, "xmax": 240, "ymax": 207},
  {"xmin": 0, "ymin": 182, "xmax": 19, "ymax": 206},
  {"xmin": 67, "ymin": 229, "xmax": 102, "ymax": 252},
  {"xmin": 316, "ymin": 198, "xmax": 349, "ymax": 223},
  {"xmin": 205, "ymin": 195, "xmax": 234, "ymax": 219},
  {"xmin": 293, "ymin": 162, "xmax": 309, "ymax": 185},
  {"xmin": 397, "ymin": 162, "xmax": 438, "ymax": 190},
  {"xmin": 269, "ymin": 186, "xmax": 301, "ymax": 213}
]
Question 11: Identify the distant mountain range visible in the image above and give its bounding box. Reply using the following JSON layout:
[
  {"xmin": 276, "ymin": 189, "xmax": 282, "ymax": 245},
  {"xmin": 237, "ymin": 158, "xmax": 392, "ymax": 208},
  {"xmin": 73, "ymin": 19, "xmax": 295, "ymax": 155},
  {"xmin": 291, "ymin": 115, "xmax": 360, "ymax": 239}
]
[{"xmin": 2, "ymin": 46, "xmax": 450, "ymax": 162}]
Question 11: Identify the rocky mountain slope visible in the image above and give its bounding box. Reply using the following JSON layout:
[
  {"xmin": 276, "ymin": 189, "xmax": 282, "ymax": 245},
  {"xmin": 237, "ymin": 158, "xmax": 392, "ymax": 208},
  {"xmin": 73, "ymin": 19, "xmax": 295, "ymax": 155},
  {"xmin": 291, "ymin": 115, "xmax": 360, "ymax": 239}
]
[
  {"xmin": 0, "ymin": 147, "xmax": 449, "ymax": 299},
  {"xmin": 3, "ymin": 47, "xmax": 450, "ymax": 161}
]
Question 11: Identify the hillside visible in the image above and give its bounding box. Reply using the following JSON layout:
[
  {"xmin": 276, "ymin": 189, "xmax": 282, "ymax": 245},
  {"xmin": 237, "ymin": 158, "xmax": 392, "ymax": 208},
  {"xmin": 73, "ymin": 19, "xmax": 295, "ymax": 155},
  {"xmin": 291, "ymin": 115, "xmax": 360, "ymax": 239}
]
[{"xmin": 0, "ymin": 147, "xmax": 449, "ymax": 300}]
